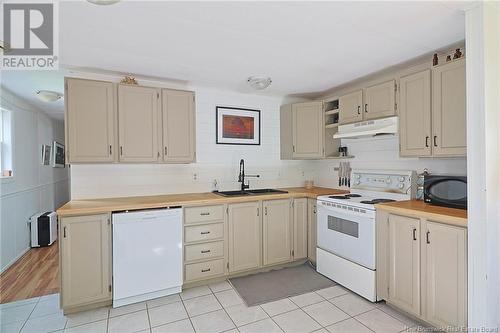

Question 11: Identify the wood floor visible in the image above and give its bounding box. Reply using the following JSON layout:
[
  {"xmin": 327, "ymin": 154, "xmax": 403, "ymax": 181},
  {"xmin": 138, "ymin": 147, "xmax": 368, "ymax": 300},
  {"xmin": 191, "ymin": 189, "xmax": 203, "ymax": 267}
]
[{"xmin": 0, "ymin": 243, "xmax": 59, "ymax": 304}]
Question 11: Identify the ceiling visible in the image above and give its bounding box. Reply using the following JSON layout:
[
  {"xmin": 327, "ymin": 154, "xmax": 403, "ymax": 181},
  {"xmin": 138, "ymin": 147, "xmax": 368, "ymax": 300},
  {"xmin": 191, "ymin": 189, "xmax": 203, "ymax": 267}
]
[{"xmin": 1, "ymin": 1, "xmax": 467, "ymax": 120}]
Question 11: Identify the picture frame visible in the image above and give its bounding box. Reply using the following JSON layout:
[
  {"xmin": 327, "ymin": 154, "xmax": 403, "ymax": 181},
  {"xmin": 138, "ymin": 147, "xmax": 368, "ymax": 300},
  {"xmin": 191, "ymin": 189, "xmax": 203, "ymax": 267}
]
[
  {"xmin": 216, "ymin": 106, "xmax": 261, "ymax": 145},
  {"xmin": 52, "ymin": 141, "xmax": 65, "ymax": 168},
  {"xmin": 41, "ymin": 145, "xmax": 51, "ymax": 165}
]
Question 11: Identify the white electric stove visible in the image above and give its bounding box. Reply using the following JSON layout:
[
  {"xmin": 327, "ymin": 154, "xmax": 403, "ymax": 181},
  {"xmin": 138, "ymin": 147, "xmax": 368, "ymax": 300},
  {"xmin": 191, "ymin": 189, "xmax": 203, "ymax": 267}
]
[{"xmin": 316, "ymin": 169, "xmax": 416, "ymax": 302}]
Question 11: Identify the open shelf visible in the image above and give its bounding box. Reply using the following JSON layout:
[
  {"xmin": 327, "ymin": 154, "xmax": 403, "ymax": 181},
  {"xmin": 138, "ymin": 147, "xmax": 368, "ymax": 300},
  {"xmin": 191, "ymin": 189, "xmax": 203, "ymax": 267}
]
[
  {"xmin": 325, "ymin": 123, "xmax": 339, "ymax": 129},
  {"xmin": 325, "ymin": 109, "xmax": 339, "ymax": 116},
  {"xmin": 325, "ymin": 155, "xmax": 355, "ymax": 160}
]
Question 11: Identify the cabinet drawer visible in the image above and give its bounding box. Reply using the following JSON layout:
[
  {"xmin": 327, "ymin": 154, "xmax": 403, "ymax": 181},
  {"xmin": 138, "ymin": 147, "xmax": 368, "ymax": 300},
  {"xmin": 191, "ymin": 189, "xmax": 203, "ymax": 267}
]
[
  {"xmin": 185, "ymin": 205, "xmax": 224, "ymax": 224},
  {"xmin": 185, "ymin": 259, "xmax": 225, "ymax": 282},
  {"xmin": 185, "ymin": 223, "xmax": 224, "ymax": 243},
  {"xmin": 185, "ymin": 241, "xmax": 224, "ymax": 262}
]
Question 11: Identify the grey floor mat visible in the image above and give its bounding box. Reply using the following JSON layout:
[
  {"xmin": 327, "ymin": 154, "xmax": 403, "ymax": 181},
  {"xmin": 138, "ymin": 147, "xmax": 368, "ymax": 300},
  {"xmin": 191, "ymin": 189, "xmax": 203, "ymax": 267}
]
[{"xmin": 229, "ymin": 263, "xmax": 336, "ymax": 307}]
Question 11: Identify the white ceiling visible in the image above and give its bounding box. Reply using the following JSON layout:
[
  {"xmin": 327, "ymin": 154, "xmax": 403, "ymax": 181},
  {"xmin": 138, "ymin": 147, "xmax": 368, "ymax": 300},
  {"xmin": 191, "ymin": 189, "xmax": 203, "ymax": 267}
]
[{"xmin": 1, "ymin": 1, "xmax": 467, "ymax": 120}]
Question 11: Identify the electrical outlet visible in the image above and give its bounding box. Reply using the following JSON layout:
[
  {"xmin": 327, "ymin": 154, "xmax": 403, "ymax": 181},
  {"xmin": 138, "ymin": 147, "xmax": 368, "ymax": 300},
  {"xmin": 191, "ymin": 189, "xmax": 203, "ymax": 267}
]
[
  {"xmin": 301, "ymin": 171, "xmax": 305, "ymax": 177},
  {"xmin": 193, "ymin": 173, "xmax": 198, "ymax": 182}
]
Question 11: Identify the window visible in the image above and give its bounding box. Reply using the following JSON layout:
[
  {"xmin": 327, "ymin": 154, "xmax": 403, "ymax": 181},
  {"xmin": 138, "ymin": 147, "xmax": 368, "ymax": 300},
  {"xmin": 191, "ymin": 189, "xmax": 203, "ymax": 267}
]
[{"xmin": 0, "ymin": 108, "xmax": 13, "ymax": 178}]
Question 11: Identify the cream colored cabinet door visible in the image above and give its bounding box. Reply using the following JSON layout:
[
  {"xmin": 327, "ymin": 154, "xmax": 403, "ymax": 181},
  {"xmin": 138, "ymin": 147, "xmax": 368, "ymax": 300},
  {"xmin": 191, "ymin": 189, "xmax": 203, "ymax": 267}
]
[
  {"xmin": 432, "ymin": 59, "xmax": 466, "ymax": 156},
  {"xmin": 262, "ymin": 199, "xmax": 291, "ymax": 266},
  {"xmin": 399, "ymin": 70, "xmax": 432, "ymax": 157},
  {"xmin": 66, "ymin": 78, "xmax": 115, "ymax": 163},
  {"xmin": 307, "ymin": 199, "xmax": 317, "ymax": 263},
  {"xmin": 423, "ymin": 221, "xmax": 467, "ymax": 328},
  {"xmin": 388, "ymin": 214, "xmax": 421, "ymax": 316},
  {"xmin": 118, "ymin": 85, "xmax": 160, "ymax": 162},
  {"xmin": 228, "ymin": 202, "xmax": 261, "ymax": 273},
  {"xmin": 364, "ymin": 80, "xmax": 396, "ymax": 120},
  {"xmin": 162, "ymin": 89, "xmax": 196, "ymax": 163},
  {"xmin": 292, "ymin": 102, "xmax": 324, "ymax": 159},
  {"xmin": 293, "ymin": 198, "xmax": 308, "ymax": 260},
  {"xmin": 60, "ymin": 214, "xmax": 111, "ymax": 309},
  {"xmin": 339, "ymin": 90, "xmax": 363, "ymax": 124}
]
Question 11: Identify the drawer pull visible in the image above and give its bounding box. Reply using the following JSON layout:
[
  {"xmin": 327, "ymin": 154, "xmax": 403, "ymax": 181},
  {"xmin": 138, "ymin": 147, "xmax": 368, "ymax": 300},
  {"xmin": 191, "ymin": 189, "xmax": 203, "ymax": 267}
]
[
  {"xmin": 200, "ymin": 212, "xmax": 210, "ymax": 216},
  {"xmin": 201, "ymin": 250, "xmax": 211, "ymax": 254},
  {"xmin": 200, "ymin": 231, "xmax": 210, "ymax": 235},
  {"xmin": 201, "ymin": 268, "xmax": 211, "ymax": 273}
]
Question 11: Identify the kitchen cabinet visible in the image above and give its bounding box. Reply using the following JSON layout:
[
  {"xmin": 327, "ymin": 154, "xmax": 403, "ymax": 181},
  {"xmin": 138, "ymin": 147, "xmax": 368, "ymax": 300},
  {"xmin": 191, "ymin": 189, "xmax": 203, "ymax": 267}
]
[
  {"xmin": 162, "ymin": 89, "xmax": 196, "ymax": 163},
  {"xmin": 60, "ymin": 214, "xmax": 111, "ymax": 311},
  {"xmin": 339, "ymin": 90, "xmax": 363, "ymax": 124},
  {"xmin": 292, "ymin": 102, "xmax": 324, "ymax": 159},
  {"xmin": 228, "ymin": 202, "xmax": 262, "ymax": 273},
  {"xmin": 65, "ymin": 78, "xmax": 115, "ymax": 163},
  {"xmin": 432, "ymin": 59, "xmax": 467, "ymax": 156},
  {"xmin": 423, "ymin": 220, "xmax": 467, "ymax": 328},
  {"xmin": 364, "ymin": 80, "xmax": 396, "ymax": 120},
  {"xmin": 262, "ymin": 199, "xmax": 291, "ymax": 266},
  {"xmin": 387, "ymin": 214, "xmax": 421, "ymax": 316},
  {"xmin": 399, "ymin": 70, "xmax": 432, "ymax": 157},
  {"xmin": 307, "ymin": 198, "xmax": 317, "ymax": 263},
  {"xmin": 293, "ymin": 198, "xmax": 308, "ymax": 260},
  {"xmin": 118, "ymin": 85, "xmax": 160, "ymax": 162}
]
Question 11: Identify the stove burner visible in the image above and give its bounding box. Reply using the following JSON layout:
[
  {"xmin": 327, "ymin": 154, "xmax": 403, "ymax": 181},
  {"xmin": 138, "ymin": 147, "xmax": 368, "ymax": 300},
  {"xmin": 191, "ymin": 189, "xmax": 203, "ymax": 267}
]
[
  {"xmin": 328, "ymin": 195, "xmax": 351, "ymax": 199},
  {"xmin": 360, "ymin": 198, "xmax": 396, "ymax": 204},
  {"xmin": 346, "ymin": 194, "xmax": 362, "ymax": 198}
]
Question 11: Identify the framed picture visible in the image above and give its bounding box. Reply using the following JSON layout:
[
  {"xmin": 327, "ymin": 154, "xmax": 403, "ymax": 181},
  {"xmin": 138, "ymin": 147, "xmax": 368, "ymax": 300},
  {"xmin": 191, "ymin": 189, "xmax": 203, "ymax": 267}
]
[
  {"xmin": 41, "ymin": 145, "xmax": 51, "ymax": 165},
  {"xmin": 216, "ymin": 106, "xmax": 260, "ymax": 145},
  {"xmin": 52, "ymin": 141, "xmax": 65, "ymax": 168}
]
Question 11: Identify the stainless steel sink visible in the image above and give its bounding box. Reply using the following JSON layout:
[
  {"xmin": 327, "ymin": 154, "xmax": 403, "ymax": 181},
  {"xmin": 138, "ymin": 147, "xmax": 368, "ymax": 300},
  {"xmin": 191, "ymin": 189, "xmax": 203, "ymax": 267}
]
[{"xmin": 213, "ymin": 189, "xmax": 288, "ymax": 197}]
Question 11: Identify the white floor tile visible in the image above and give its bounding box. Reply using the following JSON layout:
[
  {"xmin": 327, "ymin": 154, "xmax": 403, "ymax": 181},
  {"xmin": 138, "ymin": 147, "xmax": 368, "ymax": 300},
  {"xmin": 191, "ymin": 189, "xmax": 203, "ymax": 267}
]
[
  {"xmin": 326, "ymin": 318, "xmax": 372, "ymax": 333},
  {"xmin": 148, "ymin": 301, "xmax": 188, "ymax": 328},
  {"xmin": 20, "ymin": 312, "xmax": 67, "ymax": 333},
  {"xmin": 329, "ymin": 293, "xmax": 376, "ymax": 316},
  {"xmin": 312, "ymin": 329, "xmax": 329, "ymax": 333},
  {"xmin": 151, "ymin": 319, "xmax": 194, "ymax": 333},
  {"xmin": 30, "ymin": 297, "xmax": 62, "ymax": 318},
  {"xmin": 146, "ymin": 294, "xmax": 181, "ymax": 309},
  {"xmin": 1, "ymin": 320, "xmax": 25, "ymax": 333},
  {"xmin": 260, "ymin": 298, "xmax": 298, "ymax": 317},
  {"xmin": 225, "ymin": 303, "xmax": 268, "ymax": 327},
  {"xmin": 238, "ymin": 318, "xmax": 283, "ymax": 333},
  {"xmin": 190, "ymin": 309, "xmax": 235, "ymax": 333},
  {"xmin": 183, "ymin": 294, "xmax": 222, "ymax": 317},
  {"xmin": 65, "ymin": 307, "xmax": 109, "ymax": 328},
  {"xmin": 107, "ymin": 310, "xmax": 150, "ymax": 333},
  {"xmin": 180, "ymin": 286, "xmax": 212, "ymax": 300},
  {"xmin": 109, "ymin": 302, "xmax": 146, "ymax": 318},
  {"xmin": 272, "ymin": 309, "xmax": 322, "ymax": 333},
  {"xmin": 0, "ymin": 297, "xmax": 39, "ymax": 310},
  {"xmin": 315, "ymin": 286, "xmax": 349, "ymax": 300},
  {"xmin": 0, "ymin": 303, "xmax": 36, "ymax": 324},
  {"xmin": 208, "ymin": 281, "xmax": 233, "ymax": 293},
  {"xmin": 289, "ymin": 292, "xmax": 324, "ymax": 307},
  {"xmin": 38, "ymin": 294, "xmax": 59, "ymax": 303},
  {"xmin": 63, "ymin": 320, "xmax": 107, "ymax": 333},
  {"xmin": 214, "ymin": 290, "xmax": 243, "ymax": 308},
  {"xmin": 355, "ymin": 309, "xmax": 407, "ymax": 333},
  {"xmin": 302, "ymin": 301, "xmax": 350, "ymax": 327},
  {"xmin": 377, "ymin": 303, "xmax": 421, "ymax": 328}
]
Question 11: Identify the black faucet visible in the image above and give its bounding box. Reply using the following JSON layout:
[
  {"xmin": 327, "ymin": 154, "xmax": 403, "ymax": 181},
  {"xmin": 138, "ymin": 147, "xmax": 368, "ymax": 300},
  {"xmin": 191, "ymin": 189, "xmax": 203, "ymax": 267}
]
[{"xmin": 238, "ymin": 159, "xmax": 260, "ymax": 192}]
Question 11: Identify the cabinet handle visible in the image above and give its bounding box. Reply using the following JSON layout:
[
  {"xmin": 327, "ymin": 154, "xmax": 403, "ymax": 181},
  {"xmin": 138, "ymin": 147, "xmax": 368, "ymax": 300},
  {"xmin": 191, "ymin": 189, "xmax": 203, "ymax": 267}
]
[
  {"xmin": 357, "ymin": 105, "xmax": 361, "ymax": 115},
  {"xmin": 201, "ymin": 250, "xmax": 211, "ymax": 254},
  {"xmin": 120, "ymin": 146, "xmax": 123, "ymax": 156},
  {"xmin": 425, "ymin": 136, "xmax": 429, "ymax": 148},
  {"xmin": 63, "ymin": 226, "xmax": 67, "ymax": 238},
  {"xmin": 426, "ymin": 231, "xmax": 431, "ymax": 244},
  {"xmin": 364, "ymin": 104, "xmax": 368, "ymax": 113},
  {"xmin": 164, "ymin": 146, "xmax": 167, "ymax": 155},
  {"xmin": 109, "ymin": 145, "xmax": 112, "ymax": 155},
  {"xmin": 200, "ymin": 212, "xmax": 210, "ymax": 216},
  {"xmin": 313, "ymin": 205, "xmax": 316, "ymax": 214},
  {"xmin": 257, "ymin": 208, "xmax": 259, "ymax": 216},
  {"xmin": 200, "ymin": 231, "xmax": 210, "ymax": 235},
  {"xmin": 265, "ymin": 207, "xmax": 268, "ymax": 215},
  {"xmin": 433, "ymin": 136, "xmax": 438, "ymax": 147},
  {"xmin": 201, "ymin": 268, "xmax": 211, "ymax": 273},
  {"xmin": 412, "ymin": 228, "xmax": 417, "ymax": 241}
]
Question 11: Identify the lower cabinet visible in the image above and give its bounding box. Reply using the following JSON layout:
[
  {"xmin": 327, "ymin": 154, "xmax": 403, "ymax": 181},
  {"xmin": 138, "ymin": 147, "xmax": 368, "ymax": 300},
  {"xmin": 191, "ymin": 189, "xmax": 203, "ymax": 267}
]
[
  {"xmin": 228, "ymin": 201, "xmax": 262, "ymax": 273},
  {"xmin": 60, "ymin": 214, "xmax": 111, "ymax": 311},
  {"xmin": 307, "ymin": 199, "xmax": 317, "ymax": 263},
  {"xmin": 293, "ymin": 198, "xmax": 308, "ymax": 260},
  {"xmin": 263, "ymin": 199, "xmax": 291, "ymax": 266}
]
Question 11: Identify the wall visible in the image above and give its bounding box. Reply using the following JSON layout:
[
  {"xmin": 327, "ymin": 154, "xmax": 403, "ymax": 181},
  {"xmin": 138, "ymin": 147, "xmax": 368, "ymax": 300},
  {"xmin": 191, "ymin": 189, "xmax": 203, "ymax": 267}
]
[
  {"xmin": 0, "ymin": 88, "xmax": 70, "ymax": 272},
  {"xmin": 70, "ymin": 86, "xmax": 316, "ymax": 199}
]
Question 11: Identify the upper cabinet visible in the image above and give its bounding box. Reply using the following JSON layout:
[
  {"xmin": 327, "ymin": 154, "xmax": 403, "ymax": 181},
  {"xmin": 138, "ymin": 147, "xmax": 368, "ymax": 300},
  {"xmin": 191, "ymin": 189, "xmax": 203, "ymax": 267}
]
[
  {"xmin": 118, "ymin": 85, "xmax": 160, "ymax": 162},
  {"xmin": 65, "ymin": 79, "xmax": 115, "ymax": 163},
  {"xmin": 65, "ymin": 78, "xmax": 196, "ymax": 164},
  {"xmin": 364, "ymin": 80, "xmax": 396, "ymax": 120},
  {"xmin": 292, "ymin": 102, "xmax": 324, "ymax": 159},
  {"xmin": 339, "ymin": 90, "xmax": 363, "ymax": 124},
  {"xmin": 161, "ymin": 90, "xmax": 196, "ymax": 163}
]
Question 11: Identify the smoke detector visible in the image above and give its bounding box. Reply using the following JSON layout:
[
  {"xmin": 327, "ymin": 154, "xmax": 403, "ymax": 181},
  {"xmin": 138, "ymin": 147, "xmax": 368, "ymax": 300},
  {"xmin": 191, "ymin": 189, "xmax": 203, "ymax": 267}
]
[{"xmin": 247, "ymin": 76, "xmax": 272, "ymax": 90}]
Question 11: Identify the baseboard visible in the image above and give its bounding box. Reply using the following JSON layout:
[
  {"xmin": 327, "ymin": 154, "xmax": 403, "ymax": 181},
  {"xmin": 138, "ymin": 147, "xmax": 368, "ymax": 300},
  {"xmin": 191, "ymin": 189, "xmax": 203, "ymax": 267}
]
[{"xmin": 1, "ymin": 247, "xmax": 30, "ymax": 274}]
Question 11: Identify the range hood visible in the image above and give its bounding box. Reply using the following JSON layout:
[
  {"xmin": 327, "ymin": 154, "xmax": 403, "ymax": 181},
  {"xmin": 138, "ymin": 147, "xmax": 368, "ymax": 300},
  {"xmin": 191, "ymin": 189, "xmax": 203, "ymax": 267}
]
[{"xmin": 333, "ymin": 116, "xmax": 398, "ymax": 139}]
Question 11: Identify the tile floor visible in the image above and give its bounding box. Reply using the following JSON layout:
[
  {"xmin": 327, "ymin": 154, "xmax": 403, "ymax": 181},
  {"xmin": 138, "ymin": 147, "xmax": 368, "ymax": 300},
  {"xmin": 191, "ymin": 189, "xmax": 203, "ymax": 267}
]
[{"xmin": 0, "ymin": 280, "xmax": 429, "ymax": 333}]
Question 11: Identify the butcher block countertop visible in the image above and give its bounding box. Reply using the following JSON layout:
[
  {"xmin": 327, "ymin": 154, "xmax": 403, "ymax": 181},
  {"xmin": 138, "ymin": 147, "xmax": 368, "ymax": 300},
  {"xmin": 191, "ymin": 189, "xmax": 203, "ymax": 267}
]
[
  {"xmin": 375, "ymin": 200, "xmax": 467, "ymax": 227},
  {"xmin": 57, "ymin": 187, "xmax": 347, "ymax": 217}
]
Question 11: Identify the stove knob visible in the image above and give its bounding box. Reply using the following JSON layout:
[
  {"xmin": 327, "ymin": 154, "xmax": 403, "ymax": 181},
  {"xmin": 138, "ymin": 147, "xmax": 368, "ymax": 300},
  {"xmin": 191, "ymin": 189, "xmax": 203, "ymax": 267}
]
[
  {"xmin": 399, "ymin": 176, "xmax": 406, "ymax": 182},
  {"xmin": 355, "ymin": 181, "xmax": 361, "ymax": 185},
  {"xmin": 355, "ymin": 174, "xmax": 361, "ymax": 179},
  {"xmin": 385, "ymin": 177, "xmax": 391, "ymax": 184},
  {"xmin": 398, "ymin": 183, "xmax": 405, "ymax": 189}
]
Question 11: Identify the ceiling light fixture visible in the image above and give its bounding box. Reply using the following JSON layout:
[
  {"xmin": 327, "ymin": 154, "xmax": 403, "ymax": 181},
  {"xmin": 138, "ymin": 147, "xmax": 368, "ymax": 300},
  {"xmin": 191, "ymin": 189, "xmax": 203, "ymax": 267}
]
[
  {"xmin": 36, "ymin": 90, "xmax": 63, "ymax": 102},
  {"xmin": 247, "ymin": 76, "xmax": 272, "ymax": 90},
  {"xmin": 87, "ymin": 0, "xmax": 120, "ymax": 5}
]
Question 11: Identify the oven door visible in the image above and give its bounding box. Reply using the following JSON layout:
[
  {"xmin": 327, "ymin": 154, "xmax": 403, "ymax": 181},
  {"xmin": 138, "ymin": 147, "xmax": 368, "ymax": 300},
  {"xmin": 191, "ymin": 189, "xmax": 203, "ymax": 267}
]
[{"xmin": 317, "ymin": 201, "xmax": 375, "ymax": 270}]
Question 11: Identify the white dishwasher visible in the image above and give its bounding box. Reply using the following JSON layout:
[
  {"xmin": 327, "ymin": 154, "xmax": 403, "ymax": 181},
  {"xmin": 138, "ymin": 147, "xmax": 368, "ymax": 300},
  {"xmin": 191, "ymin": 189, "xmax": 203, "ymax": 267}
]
[{"xmin": 112, "ymin": 208, "xmax": 182, "ymax": 307}]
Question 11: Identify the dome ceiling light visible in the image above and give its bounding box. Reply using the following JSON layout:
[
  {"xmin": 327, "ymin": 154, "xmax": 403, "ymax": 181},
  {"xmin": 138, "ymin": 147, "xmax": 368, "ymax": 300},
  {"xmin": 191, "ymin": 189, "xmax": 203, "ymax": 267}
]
[
  {"xmin": 87, "ymin": 0, "xmax": 121, "ymax": 5},
  {"xmin": 247, "ymin": 76, "xmax": 272, "ymax": 90},
  {"xmin": 36, "ymin": 90, "xmax": 63, "ymax": 102}
]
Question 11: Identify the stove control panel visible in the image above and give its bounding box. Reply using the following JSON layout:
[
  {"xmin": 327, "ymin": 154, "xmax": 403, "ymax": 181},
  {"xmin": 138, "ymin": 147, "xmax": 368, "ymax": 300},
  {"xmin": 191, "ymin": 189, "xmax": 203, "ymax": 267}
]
[{"xmin": 350, "ymin": 170, "xmax": 416, "ymax": 196}]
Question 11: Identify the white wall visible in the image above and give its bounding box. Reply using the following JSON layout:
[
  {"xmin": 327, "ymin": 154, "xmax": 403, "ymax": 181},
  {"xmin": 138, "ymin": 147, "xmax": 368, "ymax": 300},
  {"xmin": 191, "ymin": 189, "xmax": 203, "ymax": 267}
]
[
  {"xmin": 70, "ymin": 86, "xmax": 316, "ymax": 199},
  {"xmin": 0, "ymin": 88, "xmax": 70, "ymax": 272}
]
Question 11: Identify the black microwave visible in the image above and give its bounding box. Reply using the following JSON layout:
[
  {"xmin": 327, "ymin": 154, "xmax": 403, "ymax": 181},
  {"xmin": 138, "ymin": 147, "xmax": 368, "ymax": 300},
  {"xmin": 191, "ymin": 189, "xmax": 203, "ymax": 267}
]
[{"xmin": 424, "ymin": 175, "xmax": 467, "ymax": 209}]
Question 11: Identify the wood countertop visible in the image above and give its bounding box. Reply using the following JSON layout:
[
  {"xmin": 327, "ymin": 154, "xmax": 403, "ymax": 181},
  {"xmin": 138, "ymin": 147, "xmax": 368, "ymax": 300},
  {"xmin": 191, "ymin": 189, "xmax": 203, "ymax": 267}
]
[
  {"xmin": 375, "ymin": 200, "xmax": 467, "ymax": 227},
  {"xmin": 57, "ymin": 187, "xmax": 348, "ymax": 217}
]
